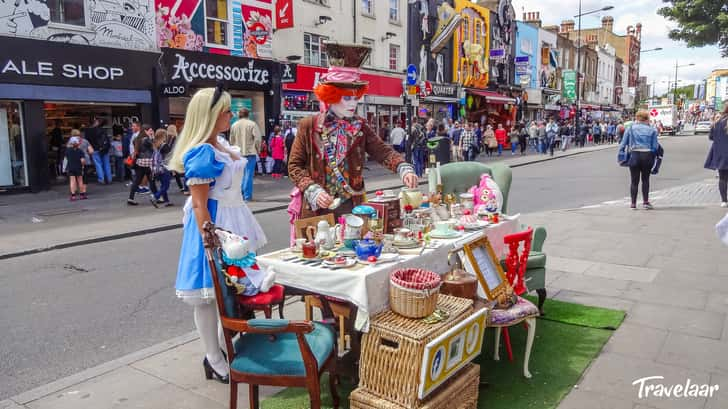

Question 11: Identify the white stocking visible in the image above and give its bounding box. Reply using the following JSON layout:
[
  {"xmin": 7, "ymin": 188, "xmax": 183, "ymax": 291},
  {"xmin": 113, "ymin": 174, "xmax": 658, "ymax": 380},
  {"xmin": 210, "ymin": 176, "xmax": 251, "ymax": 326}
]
[{"xmin": 193, "ymin": 302, "xmax": 229, "ymax": 377}]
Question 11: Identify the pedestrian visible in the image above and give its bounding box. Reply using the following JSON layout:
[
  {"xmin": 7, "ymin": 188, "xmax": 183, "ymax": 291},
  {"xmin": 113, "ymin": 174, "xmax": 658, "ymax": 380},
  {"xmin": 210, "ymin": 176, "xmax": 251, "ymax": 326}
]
[
  {"xmin": 528, "ymin": 121, "xmax": 538, "ymax": 152},
  {"xmin": 49, "ymin": 119, "xmax": 64, "ymax": 178},
  {"xmin": 284, "ymin": 125, "xmax": 296, "ymax": 176},
  {"xmin": 426, "ymin": 118, "xmax": 436, "ymax": 140},
  {"xmin": 537, "ymin": 121, "xmax": 547, "ymax": 153},
  {"xmin": 473, "ymin": 122, "xmax": 482, "ymax": 152},
  {"xmin": 509, "ymin": 125, "xmax": 520, "ymax": 155},
  {"xmin": 592, "ymin": 121, "xmax": 602, "ymax": 145},
  {"xmin": 167, "ymin": 86, "xmax": 267, "ymax": 386},
  {"xmin": 495, "ymin": 123, "xmax": 507, "ymax": 156},
  {"xmin": 550, "ymin": 122, "xmax": 563, "ymax": 156},
  {"xmin": 459, "ymin": 122, "xmax": 477, "ymax": 161},
  {"xmin": 127, "ymin": 124, "xmax": 158, "ymax": 206},
  {"xmin": 579, "ymin": 122, "xmax": 589, "ymax": 147},
  {"xmin": 390, "ymin": 121, "xmax": 407, "ymax": 153},
  {"xmin": 618, "ymin": 110, "xmax": 659, "ymax": 210},
  {"xmin": 607, "ymin": 122, "xmax": 616, "ymax": 144},
  {"xmin": 229, "ymin": 108, "xmax": 261, "ymax": 201},
  {"xmin": 483, "ymin": 125, "xmax": 496, "ymax": 157},
  {"xmin": 269, "ymin": 126, "xmax": 285, "ymax": 179},
  {"xmin": 257, "ymin": 139, "xmax": 270, "ymax": 175},
  {"xmin": 151, "ymin": 128, "xmax": 173, "ymax": 206},
  {"xmin": 616, "ymin": 121, "xmax": 625, "ymax": 144},
  {"xmin": 545, "ymin": 118, "xmax": 558, "ymax": 155},
  {"xmin": 65, "ymin": 135, "xmax": 87, "ymax": 201},
  {"xmin": 560, "ymin": 121, "xmax": 573, "ymax": 151},
  {"xmin": 519, "ymin": 122, "xmax": 528, "ymax": 155},
  {"xmin": 449, "ymin": 121, "xmax": 462, "ymax": 161},
  {"xmin": 412, "ymin": 123, "xmax": 428, "ymax": 176},
  {"xmin": 704, "ymin": 105, "xmax": 728, "ymax": 207},
  {"xmin": 111, "ymin": 130, "xmax": 125, "ymax": 182},
  {"xmin": 166, "ymin": 125, "xmax": 188, "ymax": 195},
  {"xmin": 86, "ymin": 118, "xmax": 113, "ymax": 184}
]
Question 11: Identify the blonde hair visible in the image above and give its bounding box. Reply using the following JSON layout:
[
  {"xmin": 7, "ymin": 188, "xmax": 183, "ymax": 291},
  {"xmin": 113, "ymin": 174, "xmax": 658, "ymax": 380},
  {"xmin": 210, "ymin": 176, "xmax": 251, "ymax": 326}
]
[
  {"xmin": 635, "ymin": 110, "xmax": 650, "ymax": 122},
  {"xmin": 167, "ymin": 88, "xmax": 231, "ymax": 173},
  {"xmin": 166, "ymin": 124, "xmax": 178, "ymax": 137},
  {"xmin": 154, "ymin": 128, "xmax": 167, "ymax": 149},
  {"xmin": 71, "ymin": 129, "xmax": 81, "ymax": 136}
]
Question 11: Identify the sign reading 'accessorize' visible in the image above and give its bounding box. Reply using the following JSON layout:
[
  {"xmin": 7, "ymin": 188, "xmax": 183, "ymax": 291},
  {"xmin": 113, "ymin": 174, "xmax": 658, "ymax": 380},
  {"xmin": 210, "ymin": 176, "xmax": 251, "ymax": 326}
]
[{"xmin": 160, "ymin": 48, "xmax": 274, "ymax": 91}]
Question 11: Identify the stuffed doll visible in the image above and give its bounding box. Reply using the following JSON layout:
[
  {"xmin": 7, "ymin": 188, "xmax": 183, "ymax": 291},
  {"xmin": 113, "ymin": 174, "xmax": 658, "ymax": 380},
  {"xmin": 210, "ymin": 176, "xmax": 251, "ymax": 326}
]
[
  {"xmin": 468, "ymin": 174, "xmax": 503, "ymax": 215},
  {"xmin": 215, "ymin": 230, "xmax": 276, "ymax": 296}
]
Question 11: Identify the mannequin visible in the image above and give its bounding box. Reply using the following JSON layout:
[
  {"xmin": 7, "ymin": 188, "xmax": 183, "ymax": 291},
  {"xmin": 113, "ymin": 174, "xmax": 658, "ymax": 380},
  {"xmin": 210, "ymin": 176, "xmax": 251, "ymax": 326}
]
[{"xmin": 288, "ymin": 42, "xmax": 418, "ymax": 219}]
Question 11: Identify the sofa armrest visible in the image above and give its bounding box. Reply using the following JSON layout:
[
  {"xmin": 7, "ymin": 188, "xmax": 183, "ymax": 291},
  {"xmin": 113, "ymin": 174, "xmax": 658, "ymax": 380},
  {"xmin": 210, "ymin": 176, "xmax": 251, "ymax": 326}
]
[{"xmin": 532, "ymin": 226, "xmax": 547, "ymax": 252}]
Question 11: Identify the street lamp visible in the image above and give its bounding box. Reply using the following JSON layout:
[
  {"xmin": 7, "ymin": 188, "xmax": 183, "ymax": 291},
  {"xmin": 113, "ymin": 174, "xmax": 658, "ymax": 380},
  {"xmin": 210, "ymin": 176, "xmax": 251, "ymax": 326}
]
[
  {"xmin": 673, "ymin": 61, "xmax": 695, "ymax": 104},
  {"xmin": 574, "ymin": 2, "xmax": 613, "ymax": 136},
  {"xmin": 640, "ymin": 47, "xmax": 663, "ymax": 53}
]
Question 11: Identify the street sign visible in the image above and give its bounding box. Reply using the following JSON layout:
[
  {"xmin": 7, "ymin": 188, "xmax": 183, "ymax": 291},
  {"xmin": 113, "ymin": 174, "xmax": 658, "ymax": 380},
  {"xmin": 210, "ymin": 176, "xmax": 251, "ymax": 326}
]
[
  {"xmin": 563, "ymin": 70, "xmax": 576, "ymax": 101},
  {"xmin": 489, "ymin": 49, "xmax": 505, "ymax": 59},
  {"xmin": 514, "ymin": 56, "xmax": 529, "ymax": 63},
  {"xmin": 420, "ymin": 81, "xmax": 433, "ymax": 97},
  {"xmin": 408, "ymin": 85, "xmax": 419, "ymax": 95},
  {"xmin": 407, "ymin": 64, "xmax": 418, "ymax": 86},
  {"xmin": 649, "ymin": 108, "xmax": 659, "ymax": 117}
]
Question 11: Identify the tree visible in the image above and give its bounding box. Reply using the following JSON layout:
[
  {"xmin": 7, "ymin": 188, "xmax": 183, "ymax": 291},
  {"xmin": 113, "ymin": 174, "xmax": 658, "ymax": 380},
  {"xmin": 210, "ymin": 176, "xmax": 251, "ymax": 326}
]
[{"xmin": 658, "ymin": 0, "xmax": 728, "ymax": 57}]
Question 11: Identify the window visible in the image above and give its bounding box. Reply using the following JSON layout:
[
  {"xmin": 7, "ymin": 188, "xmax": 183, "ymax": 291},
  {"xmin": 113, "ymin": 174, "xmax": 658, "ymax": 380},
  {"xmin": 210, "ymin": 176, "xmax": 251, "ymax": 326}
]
[
  {"xmin": 362, "ymin": 38, "xmax": 375, "ymax": 66},
  {"xmin": 205, "ymin": 0, "xmax": 228, "ymax": 46},
  {"xmin": 362, "ymin": 0, "xmax": 374, "ymax": 15},
  {"xmin": 389, "ymin": 0, "xmax": 399, "ymax": 22},
  {"xmin": 389, "ymin": 44, "xmax": 400, "ymax": 71},
  {"xmin": 48, "ymin": 0, "xmax": 85, "ymax": 26},
  {"xmin": 304, "ymin": 33, "xmax": 329, "ymax": 66}
]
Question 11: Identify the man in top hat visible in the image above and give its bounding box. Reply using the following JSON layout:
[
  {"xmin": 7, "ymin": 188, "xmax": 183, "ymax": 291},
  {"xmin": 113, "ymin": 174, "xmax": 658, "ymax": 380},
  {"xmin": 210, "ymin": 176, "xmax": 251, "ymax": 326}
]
[{"xmin": 288, "ymin": 42, "xmax": 418, "ymax": 218}]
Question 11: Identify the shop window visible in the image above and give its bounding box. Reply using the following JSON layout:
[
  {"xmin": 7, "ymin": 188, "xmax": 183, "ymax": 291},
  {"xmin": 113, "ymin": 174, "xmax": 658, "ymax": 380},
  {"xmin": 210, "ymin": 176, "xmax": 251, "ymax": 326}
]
[
  {"xmin": 362, "ymin": 37, "xmax": 375, "ymax": 66},
  {"xmin": 362, "ymin": 0, "xmax": 374, "ymax": 16},
  {"xmin": 48, "ymin": 0, "xmax": 85, "ymax": 26},
  {"xmin": 389, "ymin": 44, "xmax": 399, "ymax": 71},
  {"xmin": 205, "ymin": 0, "xmax": 229, "ymax": 46},
  {"xmin": 389, "ymin": 0, "xmax": 399, "ymax": 22},
  {"xmin": 304, "ymin": 33, "xmax": 328, "ymax": 67},
  {"xmin": 0, "ymin": 102, "xmax": 26, "ymax": 188}
]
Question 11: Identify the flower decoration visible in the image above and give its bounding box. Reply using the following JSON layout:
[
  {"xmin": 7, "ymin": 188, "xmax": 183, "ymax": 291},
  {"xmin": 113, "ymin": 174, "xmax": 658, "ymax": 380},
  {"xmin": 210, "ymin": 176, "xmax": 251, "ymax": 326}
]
[{"xmin": 156, "ymin": 5, "xmax": 203, "ymax": 51}]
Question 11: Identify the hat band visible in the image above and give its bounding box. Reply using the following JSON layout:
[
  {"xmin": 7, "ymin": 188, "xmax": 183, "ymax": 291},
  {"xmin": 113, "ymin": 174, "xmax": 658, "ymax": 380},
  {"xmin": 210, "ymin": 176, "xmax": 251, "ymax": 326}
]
[{"xmin": 321, "ymin": 66, "xmax": 363, "ymax": 83}]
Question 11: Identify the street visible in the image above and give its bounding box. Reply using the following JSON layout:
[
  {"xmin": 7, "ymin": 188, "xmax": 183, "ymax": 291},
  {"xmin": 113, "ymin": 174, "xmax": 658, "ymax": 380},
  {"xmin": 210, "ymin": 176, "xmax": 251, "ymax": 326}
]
[{"xmin": 0, "ymin": 132, "xmax": 715, "ymax": 400}]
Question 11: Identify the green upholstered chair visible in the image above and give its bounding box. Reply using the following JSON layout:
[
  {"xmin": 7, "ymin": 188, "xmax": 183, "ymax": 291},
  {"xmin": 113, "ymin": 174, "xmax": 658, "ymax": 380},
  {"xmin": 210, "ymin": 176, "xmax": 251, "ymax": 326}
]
[
  {"xmin": 440, "ymin": 162, "xmax": 547, "ymax": 313},
  {"xmin": 203, "ymin": 222, "xmax": 339, "ymax": 409},
  {"xmin": 438, "ymin": 162, "xmax": 512, "ymax": 213}
]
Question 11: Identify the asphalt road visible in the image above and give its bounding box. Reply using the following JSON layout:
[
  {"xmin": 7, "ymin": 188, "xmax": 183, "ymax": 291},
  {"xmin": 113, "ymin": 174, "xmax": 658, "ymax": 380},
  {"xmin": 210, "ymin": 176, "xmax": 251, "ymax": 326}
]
[{"xmin": 0, "ymin": 131, "xmax": 714, "ymax": 399}]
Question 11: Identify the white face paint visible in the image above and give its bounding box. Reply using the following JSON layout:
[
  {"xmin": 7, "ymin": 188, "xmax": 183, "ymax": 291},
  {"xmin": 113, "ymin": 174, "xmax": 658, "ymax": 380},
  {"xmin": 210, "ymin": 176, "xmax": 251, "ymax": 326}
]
[{"xmin": 330, "ymin": 95, "xmax": 360, "ymax": 118}]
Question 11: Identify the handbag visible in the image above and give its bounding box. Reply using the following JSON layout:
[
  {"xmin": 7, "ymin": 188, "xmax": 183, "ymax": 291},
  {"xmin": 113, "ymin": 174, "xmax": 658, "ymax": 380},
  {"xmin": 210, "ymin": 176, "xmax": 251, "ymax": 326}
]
[{"xmin": 618, "ymin": 128, "xmax": 633, "ymax": 167}]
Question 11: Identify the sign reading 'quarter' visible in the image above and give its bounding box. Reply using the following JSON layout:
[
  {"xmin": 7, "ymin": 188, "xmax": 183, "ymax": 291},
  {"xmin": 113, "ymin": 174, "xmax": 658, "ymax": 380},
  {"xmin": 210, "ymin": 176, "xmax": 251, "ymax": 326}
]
[{"xmin": 161, "ymin": 48, "xmax": 274, "ymax": 91}]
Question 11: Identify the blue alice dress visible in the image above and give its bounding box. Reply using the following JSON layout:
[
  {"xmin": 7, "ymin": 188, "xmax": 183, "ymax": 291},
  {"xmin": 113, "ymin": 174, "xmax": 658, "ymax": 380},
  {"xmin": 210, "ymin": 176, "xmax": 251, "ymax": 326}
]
[{"xmin": 175, "ymin": 142, "xmax": 267, "ymax": 305}]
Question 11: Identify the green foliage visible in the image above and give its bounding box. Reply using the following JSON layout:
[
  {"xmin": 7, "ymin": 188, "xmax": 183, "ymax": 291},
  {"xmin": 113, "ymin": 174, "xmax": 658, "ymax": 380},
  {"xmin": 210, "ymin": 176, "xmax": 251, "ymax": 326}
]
[{"xmin": 658, "ymin": 0, "xmax": 728, "ymax": 57}]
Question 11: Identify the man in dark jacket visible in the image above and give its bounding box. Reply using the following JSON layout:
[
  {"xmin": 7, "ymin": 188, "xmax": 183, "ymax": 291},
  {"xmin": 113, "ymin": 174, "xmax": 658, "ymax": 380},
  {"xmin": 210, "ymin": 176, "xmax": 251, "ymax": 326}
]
[{"xmin": 86, "ymin": 118, "xmax": 112, "ymax": 184}]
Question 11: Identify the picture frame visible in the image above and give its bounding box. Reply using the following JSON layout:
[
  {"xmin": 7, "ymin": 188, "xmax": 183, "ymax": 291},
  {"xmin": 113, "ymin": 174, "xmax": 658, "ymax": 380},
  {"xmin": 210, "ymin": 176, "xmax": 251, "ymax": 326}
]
[{"xmin": 459, "ymin": 235, "xmax": 509, "ymax": 301}]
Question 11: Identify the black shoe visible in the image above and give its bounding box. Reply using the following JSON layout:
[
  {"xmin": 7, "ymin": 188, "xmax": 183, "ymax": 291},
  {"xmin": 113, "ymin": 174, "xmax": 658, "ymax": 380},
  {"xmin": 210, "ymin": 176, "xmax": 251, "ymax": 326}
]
[{"xmin": 203, "ymin": 357, "xmax": 229, "ymax": 384}]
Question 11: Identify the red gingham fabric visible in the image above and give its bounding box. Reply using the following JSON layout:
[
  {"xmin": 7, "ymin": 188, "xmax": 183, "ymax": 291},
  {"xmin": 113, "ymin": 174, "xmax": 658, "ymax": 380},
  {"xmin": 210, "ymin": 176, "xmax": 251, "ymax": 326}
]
[{"xmin": 390, "ymin": 269, "xmax": 441, "ymax": 290}]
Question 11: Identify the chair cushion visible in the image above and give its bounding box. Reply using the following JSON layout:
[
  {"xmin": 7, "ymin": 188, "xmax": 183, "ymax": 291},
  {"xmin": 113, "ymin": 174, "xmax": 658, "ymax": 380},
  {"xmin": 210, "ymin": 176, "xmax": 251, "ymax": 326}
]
[
  {"xmin": 238, "ymin": 284, "xmax": 284, "ymax": 306},
  {"xmin": 231, "ymin": 322, "xmax": 335, "ymax": 376},
  {"xmin": 527, "ymin": 251, "xmax": 547, "ymax": 269},
  {"xmin": 488, "ymin": 296, "xmax": 539, "ymax": 326}
]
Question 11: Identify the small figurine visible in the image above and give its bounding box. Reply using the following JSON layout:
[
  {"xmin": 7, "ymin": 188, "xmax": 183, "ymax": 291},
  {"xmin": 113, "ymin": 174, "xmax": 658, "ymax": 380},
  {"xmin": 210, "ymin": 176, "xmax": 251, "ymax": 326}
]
[
  {"xmin": 468, "ymin": 174, "xmax": 503, "ymax": 215},
  {"xmin": 216, "ymin": 230, "xmax": 276, "ymax": 296}
]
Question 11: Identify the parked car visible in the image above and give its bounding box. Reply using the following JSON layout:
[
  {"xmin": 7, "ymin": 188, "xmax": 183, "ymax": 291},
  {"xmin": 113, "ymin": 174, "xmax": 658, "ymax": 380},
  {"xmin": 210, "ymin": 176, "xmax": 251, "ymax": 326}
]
[{"xmin": 694, "ymin": 121, "xmax": 712, "ymax": 134}]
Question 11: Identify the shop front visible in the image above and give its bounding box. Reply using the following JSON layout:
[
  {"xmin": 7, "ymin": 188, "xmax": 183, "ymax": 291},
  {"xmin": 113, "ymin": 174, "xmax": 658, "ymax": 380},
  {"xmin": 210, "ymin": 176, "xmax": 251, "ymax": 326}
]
[
  {"xmin": 282, "ymin": 65, "xmax": 404, "ymax": 140},
  {"xmin": 420, "ymin": 83, "xmax": 461, "ymax": 123},
  {"xmin": 157, "ymin": 49, "xmax": 278, "ymax": 138},
  {"xmin": 0, "ymin": 37, "xmax": 158, "ymax": 192},
  {"xmin": 464, "ymin": 89, "xmax": 517, "ymax": 128}
]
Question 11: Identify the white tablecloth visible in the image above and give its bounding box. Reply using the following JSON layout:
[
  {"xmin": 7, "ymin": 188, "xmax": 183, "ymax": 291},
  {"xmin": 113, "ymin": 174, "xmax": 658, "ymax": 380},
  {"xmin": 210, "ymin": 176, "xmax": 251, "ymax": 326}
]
[{"xmin": 257, "ymin": 217, "xmax": 519, "ymax": 332}]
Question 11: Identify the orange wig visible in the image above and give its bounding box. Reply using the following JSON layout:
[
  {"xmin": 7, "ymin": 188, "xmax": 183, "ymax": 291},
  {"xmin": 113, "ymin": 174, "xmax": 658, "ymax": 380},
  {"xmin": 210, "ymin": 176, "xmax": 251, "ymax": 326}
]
[{"xmin": 313, "ymin": 83, "xmax": 369, "ymax": 104}]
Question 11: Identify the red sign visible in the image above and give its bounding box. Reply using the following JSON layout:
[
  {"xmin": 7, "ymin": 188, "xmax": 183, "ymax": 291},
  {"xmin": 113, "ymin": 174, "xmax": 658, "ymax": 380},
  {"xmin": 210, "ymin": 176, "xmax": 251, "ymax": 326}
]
[
  {"xmin": 423, "ymin": 81, "xmax": 432, "ymax": 96},
  {"xmin": 275, "ymin": 0, "xmax": 294, "ymax": 29},
  {"xmin": 283, "ymin": 65, "xmax": 403, "ymax": 98},
  {"xmin": 249, "ymin": 22, "xmax": 268, "ymax": 44},
  {"xmin": 650, "ymin": 108, "xmax": 659, "ymax": 117}
]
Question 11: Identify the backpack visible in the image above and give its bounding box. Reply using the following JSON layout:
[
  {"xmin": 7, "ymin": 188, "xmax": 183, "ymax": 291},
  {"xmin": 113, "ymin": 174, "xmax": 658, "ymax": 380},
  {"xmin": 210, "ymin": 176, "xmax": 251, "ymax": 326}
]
[
  {"xmin": 98, "ymin": 133, "xmax": 111, "ymax": 154},
  {"xmin": 151, "ymin": 148, "xmax": 165, "ymax": 176}
]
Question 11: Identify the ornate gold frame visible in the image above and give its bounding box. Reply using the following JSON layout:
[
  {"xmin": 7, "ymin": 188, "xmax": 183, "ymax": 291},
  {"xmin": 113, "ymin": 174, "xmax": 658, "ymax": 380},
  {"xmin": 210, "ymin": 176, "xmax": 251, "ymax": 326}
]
[{"xmin": 460, "ymin": 235, "xmax": 508, "ymax": 300}]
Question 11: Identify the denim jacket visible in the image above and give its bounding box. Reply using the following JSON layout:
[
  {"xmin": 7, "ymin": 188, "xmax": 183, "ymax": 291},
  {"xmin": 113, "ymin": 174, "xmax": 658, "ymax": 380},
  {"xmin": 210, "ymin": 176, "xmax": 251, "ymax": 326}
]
[{"xmin": 620, "ymin": 122, "xmax": 658, "ymax": 152}]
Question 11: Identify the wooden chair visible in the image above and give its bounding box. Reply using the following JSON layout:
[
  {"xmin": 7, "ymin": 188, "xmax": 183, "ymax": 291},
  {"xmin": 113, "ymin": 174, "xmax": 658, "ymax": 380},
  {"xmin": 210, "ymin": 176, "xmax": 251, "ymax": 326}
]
[
  {"xmin": 296, "ymin": 215, "xmax": 353, "ymax": 355},
  {"xmin": 203, "ymin": 222, "xmax": 339, "ymax": 409},
  {"xmin": 490, "ymin": 228, "xmax": 539, "ymax": 378}
]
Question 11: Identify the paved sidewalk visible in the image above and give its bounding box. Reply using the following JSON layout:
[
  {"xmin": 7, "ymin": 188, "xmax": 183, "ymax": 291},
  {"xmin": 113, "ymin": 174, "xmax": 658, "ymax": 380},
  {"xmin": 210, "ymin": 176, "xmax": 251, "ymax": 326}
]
[
  {"xmin": 0, "ymin": 142, "xmax": 618, "ymax": 259},
  {"xmin": 5, "ymin": 178, "xmax": 725, "ymax": 409}
]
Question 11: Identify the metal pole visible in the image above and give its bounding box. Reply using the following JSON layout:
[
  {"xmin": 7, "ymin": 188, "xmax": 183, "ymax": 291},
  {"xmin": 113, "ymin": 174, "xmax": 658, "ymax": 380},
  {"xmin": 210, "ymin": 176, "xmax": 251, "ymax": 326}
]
[
  {"xmin": 575, "ymin": 0, "xmax": 582, "ymax": 137},
  {"xmin": 674, "ymin": 60, "xmax": 678, "ymax": 105}
]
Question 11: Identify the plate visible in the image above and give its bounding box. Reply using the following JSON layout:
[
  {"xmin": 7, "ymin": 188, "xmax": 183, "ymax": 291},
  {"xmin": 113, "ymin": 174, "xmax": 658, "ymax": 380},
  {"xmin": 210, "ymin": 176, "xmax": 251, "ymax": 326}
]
[
  {"xmin": 429, "ymin": 230, "xmax": 462, "ymax": 239},
  {"xmin": 357, "ymin": 253, "xmax": 401, "ymax": 266},
  {"xmin": 322, "ymin": 258, "xmax": 357, "ymax": 269},
  {"xmin": 463, "ymin": 220, "xmax": 489, "ymax": 230},
  {"xmin": 393, "ymin": 240, "xmax": 420, "ymax": 249}
]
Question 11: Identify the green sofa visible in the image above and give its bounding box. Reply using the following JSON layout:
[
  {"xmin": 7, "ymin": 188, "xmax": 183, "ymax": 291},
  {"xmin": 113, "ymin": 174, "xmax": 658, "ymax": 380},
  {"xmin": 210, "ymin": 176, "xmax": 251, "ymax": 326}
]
[{"xmin": 439, "ymin": 162, "xmax": 547, "ymax": 313}]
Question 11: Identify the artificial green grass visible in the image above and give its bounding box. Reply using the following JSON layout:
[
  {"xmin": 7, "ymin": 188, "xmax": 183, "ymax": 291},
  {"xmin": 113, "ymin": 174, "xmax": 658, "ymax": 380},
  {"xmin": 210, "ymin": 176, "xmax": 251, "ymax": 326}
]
[{"xmin": 261, "ymin": 299, "xmax": 625, "ymax": 409}]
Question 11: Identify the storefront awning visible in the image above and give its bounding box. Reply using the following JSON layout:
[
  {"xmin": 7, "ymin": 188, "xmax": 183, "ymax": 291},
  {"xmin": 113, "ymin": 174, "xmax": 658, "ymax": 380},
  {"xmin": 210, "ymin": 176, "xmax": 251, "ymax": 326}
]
[{"xmin": 467, "ymin": 89, "xmax": 515, "ymax": 104}]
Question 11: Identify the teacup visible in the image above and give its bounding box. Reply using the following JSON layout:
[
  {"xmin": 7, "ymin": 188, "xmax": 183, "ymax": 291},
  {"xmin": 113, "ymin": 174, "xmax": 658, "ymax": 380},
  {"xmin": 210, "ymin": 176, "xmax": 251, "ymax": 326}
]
[
  {"xmin": 382, "ymin": 189, "xmax": 395, "ymax": 197},
  {"xmin": 433, "ymin": 221, "xmax": 455, "ymax": 234},
  {"xmin": 293, "ymin": 238, "xmax": 307, "ymax": 251},
  {"xmin": 394, "ymin": 228, "xmax": 412, "ymax": 242}
]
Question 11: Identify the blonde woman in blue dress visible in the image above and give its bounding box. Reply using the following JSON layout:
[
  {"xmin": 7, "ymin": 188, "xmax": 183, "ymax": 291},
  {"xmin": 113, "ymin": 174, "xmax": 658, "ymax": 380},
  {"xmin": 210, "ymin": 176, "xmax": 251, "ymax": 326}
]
[{"xmin": 168, "ymin": 86, "xmax": 267, "ymax": 383}]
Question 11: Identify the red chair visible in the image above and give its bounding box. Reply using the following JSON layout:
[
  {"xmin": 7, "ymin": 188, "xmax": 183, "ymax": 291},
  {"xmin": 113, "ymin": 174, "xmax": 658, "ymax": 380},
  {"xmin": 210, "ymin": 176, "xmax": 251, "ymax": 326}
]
[
  {"xmin": 489, "ymin": 227, "xmax": 539, "ymax": 378},
  {"xmin": 237, "ymin": 284, "xmax": 286, "ymax": 319}
]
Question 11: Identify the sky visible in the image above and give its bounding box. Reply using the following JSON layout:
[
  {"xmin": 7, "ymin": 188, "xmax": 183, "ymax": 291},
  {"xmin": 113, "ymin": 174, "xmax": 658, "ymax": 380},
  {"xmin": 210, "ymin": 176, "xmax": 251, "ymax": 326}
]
[{"xmin": 511, "ymin": 0, "xmax": 728, "ymax": 96}]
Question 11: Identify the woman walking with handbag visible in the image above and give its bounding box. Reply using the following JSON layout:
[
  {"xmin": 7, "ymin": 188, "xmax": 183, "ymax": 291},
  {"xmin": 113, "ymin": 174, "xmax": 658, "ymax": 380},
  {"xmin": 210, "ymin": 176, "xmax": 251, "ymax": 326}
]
[
  {"xmin": 618, "ymin": 110, "xmax": 659, "ymax": 210},
  {"xmin": 127, "ymin": 125, "xmax": 159, "ymax": 206},
  {"xmin": 704, "ymin": 105, "xmax": 728, "ymax": 207}
]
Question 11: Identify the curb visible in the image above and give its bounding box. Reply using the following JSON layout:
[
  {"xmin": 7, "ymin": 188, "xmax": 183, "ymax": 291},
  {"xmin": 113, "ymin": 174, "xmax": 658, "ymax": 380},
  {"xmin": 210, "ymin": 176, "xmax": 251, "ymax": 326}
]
[{"xmin": 0, "ymin": 143, "xmax": 622, "ymax": 260}]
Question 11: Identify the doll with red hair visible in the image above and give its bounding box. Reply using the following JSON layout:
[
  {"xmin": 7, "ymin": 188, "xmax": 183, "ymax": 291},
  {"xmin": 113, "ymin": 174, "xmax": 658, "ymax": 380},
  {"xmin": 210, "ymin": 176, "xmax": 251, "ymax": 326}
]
[{"xmin": 287, "ymin": 42, "xmax": 418, "ymax": 220}]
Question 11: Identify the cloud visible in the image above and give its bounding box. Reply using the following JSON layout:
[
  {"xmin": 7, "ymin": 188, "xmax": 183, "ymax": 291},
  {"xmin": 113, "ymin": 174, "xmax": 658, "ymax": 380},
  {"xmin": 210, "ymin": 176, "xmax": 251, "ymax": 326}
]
[{"xmin": 511, "ymin": 0, "xmax": 728, "ymax": 95}]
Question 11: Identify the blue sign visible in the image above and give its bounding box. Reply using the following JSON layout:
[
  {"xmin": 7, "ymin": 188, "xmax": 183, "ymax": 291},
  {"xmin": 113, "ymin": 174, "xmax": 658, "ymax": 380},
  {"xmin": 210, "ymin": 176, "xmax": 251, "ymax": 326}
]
[
  {"xmin": 489, "ymin": 49, "xmax": 505, "ymax": 58},
  {"xmin": 407, "ymin": 64, "xmax": 418, "ymax": 86},
  {"xmin": 515, "ymin": 56, "xmax": 529, "ymax": 63}
]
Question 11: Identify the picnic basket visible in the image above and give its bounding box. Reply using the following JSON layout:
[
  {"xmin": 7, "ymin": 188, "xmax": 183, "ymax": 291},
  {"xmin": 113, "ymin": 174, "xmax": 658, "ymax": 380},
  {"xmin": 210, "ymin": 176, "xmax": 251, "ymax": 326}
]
[{"xmin": 389, "ymin": 268, "xmax": 442, "ymax": 319}]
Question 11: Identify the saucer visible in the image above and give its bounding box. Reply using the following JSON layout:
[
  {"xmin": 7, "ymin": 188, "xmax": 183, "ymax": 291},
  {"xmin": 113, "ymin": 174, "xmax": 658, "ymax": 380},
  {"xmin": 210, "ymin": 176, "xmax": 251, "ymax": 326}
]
[
  {"xmin": 463, "ymin": 220, "xmax": 489, "ymax": 231},
  {"xmin": 357, "ymin": 253, "xmax": 400, "ymax": 265},
  {"xmin": 430, "ymin": 230, "xmax": 462, "ymax": 239},
  {"xmin": 393, "ymin": 239, "xmax": 420, "ymax": 249},
  {"xmin": 322, "ymin": 258, "xmax": 357, "ymax": 269}
]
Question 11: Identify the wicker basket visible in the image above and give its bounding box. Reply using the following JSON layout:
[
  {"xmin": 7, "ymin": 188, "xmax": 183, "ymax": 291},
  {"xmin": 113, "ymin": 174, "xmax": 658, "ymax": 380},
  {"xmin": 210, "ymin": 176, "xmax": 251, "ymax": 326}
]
[
  {"xmin": 359, "ymin": 295, "xmax": 474, "ymax": 408},
  {"xmin": 351, "ymin": 363, "xmax": 480, "ymax": 409},
  {"xmin": 390, "ymin": 269, "xmax": 442, "ymax": 319}
]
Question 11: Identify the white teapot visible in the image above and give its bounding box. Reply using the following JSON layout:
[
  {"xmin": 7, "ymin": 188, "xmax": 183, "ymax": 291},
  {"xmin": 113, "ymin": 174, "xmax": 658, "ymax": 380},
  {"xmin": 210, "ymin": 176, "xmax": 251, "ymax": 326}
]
[{"xmin": 314, "ymin": 220, "xmax": 341, "ymax": 250}]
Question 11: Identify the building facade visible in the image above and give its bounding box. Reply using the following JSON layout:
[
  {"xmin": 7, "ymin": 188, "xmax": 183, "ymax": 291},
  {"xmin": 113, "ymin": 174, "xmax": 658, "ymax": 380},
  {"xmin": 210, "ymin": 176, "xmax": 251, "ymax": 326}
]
[{"xmin": 596, "ymin": 45, "xmax": 616, "ymax": 105}]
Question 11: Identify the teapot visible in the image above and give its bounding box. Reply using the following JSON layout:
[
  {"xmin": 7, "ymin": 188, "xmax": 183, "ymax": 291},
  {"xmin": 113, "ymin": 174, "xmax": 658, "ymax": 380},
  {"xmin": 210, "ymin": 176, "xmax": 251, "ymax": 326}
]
[
  {"xmin": 400, "ymin": 188, "xmax": 423, "ymax": 209},
  {"xmin": 311, "ymin": 220, "xmax": 341, "ymax": 250},
  {"xmin": 353, "ymin": 239, "xmax": 383, "ymax": 260}
]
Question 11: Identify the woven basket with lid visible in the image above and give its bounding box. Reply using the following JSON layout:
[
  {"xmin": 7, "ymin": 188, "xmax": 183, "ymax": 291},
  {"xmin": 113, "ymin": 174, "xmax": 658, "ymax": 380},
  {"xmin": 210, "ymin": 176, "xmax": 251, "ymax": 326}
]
[{"xmin": 390, "ymin": 268, "xmax": 442, "ymax": 319}]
